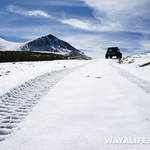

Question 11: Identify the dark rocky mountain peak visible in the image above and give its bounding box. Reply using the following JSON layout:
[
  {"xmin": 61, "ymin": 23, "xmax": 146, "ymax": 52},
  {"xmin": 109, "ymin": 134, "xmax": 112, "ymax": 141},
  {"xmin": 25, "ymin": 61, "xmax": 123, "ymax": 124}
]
[{"xmin": 20, "ymin": 34, "xmax": 79, "ymax": 53}]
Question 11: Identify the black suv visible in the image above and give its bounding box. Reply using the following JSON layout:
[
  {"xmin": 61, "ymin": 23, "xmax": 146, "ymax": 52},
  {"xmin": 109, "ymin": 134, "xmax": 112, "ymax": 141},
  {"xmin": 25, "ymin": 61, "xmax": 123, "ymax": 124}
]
[{"xmin": 105, "ymin": 47, "xmax": 122, "ymax": 59}]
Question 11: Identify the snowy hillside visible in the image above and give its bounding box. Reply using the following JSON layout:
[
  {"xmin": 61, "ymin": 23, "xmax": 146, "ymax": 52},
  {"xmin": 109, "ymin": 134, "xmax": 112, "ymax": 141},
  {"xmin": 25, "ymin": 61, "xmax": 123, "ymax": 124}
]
[
  {"xmin": 0, "ymin": 38, "xmax": 22, "ymax": 51},
  {"xmin": 0, "ymin": 54, "xmax": 150, "ymax": 150}
]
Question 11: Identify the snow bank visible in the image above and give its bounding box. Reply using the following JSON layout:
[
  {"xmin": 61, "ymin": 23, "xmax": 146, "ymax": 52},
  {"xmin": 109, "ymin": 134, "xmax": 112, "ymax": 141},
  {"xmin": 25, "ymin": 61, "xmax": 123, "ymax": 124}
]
[{"xmin": 115, "ymin": 53, "xmax": 150, "ymax": 82}]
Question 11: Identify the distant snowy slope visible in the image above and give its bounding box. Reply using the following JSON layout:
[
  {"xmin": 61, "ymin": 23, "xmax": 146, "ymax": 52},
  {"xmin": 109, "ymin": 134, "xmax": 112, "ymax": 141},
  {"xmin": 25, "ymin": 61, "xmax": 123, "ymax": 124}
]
[{"xmin": 0, "ymin": 38, "xmax": 23, "ymax": 51}]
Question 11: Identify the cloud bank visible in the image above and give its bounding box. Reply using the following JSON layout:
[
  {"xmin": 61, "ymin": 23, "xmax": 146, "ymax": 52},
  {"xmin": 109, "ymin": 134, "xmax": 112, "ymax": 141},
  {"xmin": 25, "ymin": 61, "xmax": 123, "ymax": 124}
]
[{"xmin": 61, "ymin": 0, "xmax": 150, "ymax": 33}]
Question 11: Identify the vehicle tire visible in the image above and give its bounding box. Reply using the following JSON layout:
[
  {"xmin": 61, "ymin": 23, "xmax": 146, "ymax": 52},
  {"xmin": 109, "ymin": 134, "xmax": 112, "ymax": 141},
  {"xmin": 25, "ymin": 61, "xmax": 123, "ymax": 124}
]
[
  {"xmin": 105, "ymin": 55, "xmax": 108, "ymax": 59},
  {"xmin": 110, "ymin": 56, "xmax": 112, "ymax": 59},
  {"xmin": 120, "ymin": 53, "xmax": 122, "ymax": 58},
  {"xmin": 116, "ymin": 54, "xmax": 119, "ymax": 59}
]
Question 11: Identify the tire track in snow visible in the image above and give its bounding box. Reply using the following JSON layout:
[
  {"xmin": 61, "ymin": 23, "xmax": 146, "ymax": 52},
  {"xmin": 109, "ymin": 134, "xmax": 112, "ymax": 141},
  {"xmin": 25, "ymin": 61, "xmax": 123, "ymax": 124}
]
[
  {"xmin": 0, "ymin": 63, "xmax": 91, "ymax": 142},
  {"xmin": 110, "ymin": 62, "xmax": 150, "ymax": 95}
]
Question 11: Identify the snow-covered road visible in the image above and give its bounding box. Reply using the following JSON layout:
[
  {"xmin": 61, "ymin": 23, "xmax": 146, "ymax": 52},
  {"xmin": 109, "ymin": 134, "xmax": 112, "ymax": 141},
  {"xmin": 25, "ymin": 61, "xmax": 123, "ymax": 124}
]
[{"xmin": 0, "ymin": 58, "xmax": 150, "ymax": 150}]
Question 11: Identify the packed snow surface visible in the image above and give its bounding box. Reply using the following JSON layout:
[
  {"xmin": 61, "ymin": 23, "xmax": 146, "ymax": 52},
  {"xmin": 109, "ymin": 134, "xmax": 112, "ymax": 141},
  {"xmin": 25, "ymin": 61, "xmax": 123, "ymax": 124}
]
[{"xmin": 0, "ymin": 54, "xmax": 150, "ymax": 150}]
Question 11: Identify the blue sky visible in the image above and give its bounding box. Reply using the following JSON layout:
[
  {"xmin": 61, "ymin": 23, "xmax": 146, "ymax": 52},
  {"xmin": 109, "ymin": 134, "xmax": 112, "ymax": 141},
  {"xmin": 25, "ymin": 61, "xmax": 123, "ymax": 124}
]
[{"xmin": 0, "ymin": 0, "xmax": 150, "ymax": 58}]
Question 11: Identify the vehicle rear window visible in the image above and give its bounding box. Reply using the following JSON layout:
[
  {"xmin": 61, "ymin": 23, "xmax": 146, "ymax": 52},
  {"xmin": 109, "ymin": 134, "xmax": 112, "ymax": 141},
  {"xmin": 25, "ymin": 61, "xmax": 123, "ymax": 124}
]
[{"xmin": 108, "ymin": 48, "xmax": 116, "ymax": 52}]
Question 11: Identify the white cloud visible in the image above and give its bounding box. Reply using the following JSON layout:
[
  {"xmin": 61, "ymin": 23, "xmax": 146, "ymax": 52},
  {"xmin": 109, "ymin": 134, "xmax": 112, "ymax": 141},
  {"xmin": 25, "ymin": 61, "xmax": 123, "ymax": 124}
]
[
  {"xmin": 60, "ymin": 18, "xmax": 123, "ymax": 32},
  {"xmin": 60, "ymin": 19, "xmax": 93, "ymax": 31},
  {"xmin": 6, "ymin": 5, "xmax": 51, "ymax": 18},
  {"xmin": 27, "ymin": 10, "xmax": 51, "ymax": 18}
]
